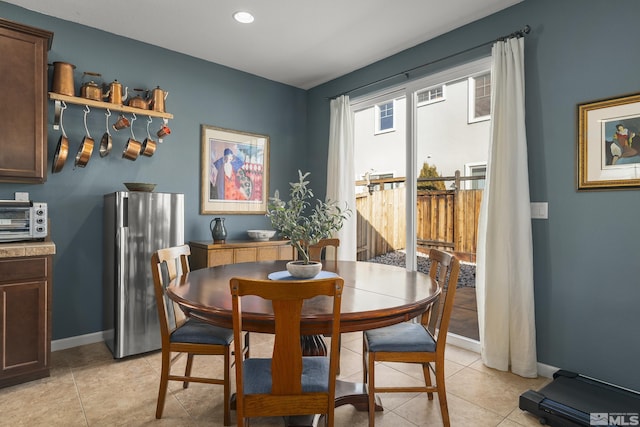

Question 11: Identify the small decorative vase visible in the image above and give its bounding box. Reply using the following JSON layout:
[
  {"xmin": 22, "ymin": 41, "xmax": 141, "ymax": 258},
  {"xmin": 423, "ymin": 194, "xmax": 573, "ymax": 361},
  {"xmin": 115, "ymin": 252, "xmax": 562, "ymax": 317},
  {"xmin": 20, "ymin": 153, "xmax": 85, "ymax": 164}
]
[
  {"xmin": 210, "ymin": 217, "xmax": 227, "ymax": 243},
  {"xmin": 286, "ymin": 260, "xmax": 322, "ymax": 279}
]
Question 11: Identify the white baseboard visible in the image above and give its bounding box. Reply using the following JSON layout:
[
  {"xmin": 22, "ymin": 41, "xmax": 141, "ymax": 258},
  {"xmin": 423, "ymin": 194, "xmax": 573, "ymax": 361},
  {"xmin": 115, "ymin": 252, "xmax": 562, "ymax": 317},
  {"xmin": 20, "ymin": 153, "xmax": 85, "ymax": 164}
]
[
  {"xmin": 448, "ymin": 332, "xmax": 481, "ymax": 353},
  {"xmin": 536, "ymin": 361, "xmax": 559, "ymax": 379},
  {"xmin": 51, "ymin": 331, "xmax": 106, "ymax": 352}
]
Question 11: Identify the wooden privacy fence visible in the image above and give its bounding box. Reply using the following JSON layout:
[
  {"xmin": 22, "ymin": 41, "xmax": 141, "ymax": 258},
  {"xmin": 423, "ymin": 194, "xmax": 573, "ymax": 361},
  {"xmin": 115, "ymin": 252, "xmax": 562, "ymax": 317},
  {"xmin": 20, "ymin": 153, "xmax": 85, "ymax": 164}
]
[
  {"xmin": 356, "ymin": 173, "xmax": 483, "ymax": 261},
  {"xmin": 356, "ymin": 188, "xmax": 406, "ymax": 260}
]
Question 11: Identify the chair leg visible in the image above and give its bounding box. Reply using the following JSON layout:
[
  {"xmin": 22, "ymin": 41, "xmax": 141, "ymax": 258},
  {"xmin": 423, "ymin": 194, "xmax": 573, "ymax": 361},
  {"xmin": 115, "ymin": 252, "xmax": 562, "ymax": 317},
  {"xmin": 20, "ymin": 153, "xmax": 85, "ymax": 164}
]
[
  {"xmin": 435, "ymin": 363, "xmax": 450, "ymax": 427},
  {"xmin": 184, "ymin": 353, "xmax": 194, "ymax": 388},
  {"xmin": 156, "ymin": 351, "xmax": 171, "ymax": 419},
  {"xmin": 367, "ymin": 352, "xmax": 376, "ymax": 427},
  {"xmin": 336, "ymin": 334, "xmax": 342, "ymax": 375},
  {"xmin": 236, "ymin": 404, "xmax": 246, "ymax": 427},
  {"xmin": 362, "ymin": 338, "xmax": 368, "ymax": 385},
  {"xmin": 423, "ymin": 362, "xmax": 434, "ymax": 400},
  {"xmin": 223, "ymin": 346, "xmax": 231, "ymax": 426}
]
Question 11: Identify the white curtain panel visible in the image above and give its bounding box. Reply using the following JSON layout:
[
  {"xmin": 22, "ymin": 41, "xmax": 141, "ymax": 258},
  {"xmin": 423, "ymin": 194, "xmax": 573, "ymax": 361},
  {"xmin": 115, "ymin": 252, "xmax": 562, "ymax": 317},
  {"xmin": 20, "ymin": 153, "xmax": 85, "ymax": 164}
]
[
  {"xmin": 327, "ymin": 95, "xmax": 357, "ymax": 261},
  {"xmin": 476, "ymin": 37, "xmax": 537, "ymax": 377}
]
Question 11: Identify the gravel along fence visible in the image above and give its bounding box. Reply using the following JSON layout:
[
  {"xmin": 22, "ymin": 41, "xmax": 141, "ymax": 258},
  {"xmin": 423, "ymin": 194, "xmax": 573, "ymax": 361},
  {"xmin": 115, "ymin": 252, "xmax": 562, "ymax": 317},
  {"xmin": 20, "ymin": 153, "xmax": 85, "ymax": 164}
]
[{"xmin": 367, "ymin": 251, "xmax": 476, "ymax": 288}]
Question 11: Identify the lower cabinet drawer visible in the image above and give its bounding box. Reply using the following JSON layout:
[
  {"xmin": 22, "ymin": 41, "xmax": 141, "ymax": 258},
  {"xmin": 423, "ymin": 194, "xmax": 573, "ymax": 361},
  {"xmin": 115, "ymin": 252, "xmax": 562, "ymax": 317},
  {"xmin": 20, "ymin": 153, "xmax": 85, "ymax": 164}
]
[
  {"xmin": 207, "ymin": 250, "xmax": 234, "ymax": 267},
  {"xmin": 0, "ymin": 257, "xmax": 48, "ymax": 283},
  {"xmin": 257, "ymin": 247, "xmax": 278, "ymax": 261},
  {"xmin": 235, "ymin": 248, "xmax": 257, "ymax": 263}
]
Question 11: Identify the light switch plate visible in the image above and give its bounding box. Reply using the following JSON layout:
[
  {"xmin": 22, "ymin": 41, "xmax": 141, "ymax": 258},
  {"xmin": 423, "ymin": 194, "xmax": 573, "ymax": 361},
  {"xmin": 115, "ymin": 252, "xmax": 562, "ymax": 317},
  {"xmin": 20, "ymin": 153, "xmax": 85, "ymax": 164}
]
[{"xmin": 530, "ymin": 202, "xmax": 548, "ymax": 219}]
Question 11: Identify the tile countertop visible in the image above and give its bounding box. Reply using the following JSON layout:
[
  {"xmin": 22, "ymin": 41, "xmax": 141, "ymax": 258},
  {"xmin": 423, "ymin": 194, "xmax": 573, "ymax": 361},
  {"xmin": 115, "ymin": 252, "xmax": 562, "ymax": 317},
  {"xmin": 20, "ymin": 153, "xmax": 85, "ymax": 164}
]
[{"xmin": 0, "ymin": 241, "xmax": 56, "ymax": 258}]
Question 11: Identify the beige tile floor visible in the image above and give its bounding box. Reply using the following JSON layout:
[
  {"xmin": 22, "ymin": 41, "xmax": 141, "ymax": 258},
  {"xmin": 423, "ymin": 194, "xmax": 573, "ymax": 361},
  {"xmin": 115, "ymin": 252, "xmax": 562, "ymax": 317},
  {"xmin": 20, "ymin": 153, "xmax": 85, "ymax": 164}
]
[{"xmin": 0, "ymin": 332, "xmax": 549, "ymax": 426}]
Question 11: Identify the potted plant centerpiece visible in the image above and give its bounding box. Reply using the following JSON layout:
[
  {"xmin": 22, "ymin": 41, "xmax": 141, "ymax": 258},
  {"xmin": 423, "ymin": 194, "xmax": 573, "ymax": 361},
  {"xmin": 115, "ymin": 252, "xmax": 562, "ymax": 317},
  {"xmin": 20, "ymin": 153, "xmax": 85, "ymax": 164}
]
[{"xmin": 266, "ymin": 170, "xmax": 350, "ymax": 278}]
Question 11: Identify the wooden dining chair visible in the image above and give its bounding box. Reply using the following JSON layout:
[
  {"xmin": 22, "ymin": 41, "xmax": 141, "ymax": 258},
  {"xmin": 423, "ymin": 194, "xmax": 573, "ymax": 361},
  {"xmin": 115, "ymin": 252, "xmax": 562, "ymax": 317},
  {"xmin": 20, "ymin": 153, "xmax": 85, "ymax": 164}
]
[
  {"xmin": 151, "ymin": 244, "xmax": 248, "ymax": 425},
  {"xmin": 362, "ymin": 248, "xmax": 460, "ymax": 427},
  {"xmin": 230, "ymin": 276, "xmax": 344, "ymax": 427},
  {"xmin": 308, "ymin": 238, "xmax": 340, "ymax": 262}
]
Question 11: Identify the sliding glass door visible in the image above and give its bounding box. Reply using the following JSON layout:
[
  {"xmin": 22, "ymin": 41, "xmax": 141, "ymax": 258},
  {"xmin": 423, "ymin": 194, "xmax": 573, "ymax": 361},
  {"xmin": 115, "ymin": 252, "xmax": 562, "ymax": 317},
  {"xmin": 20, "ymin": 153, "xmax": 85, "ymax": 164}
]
[{"xmin": 352, "ymin": 57, "xmax": 491, "ymax": 340}]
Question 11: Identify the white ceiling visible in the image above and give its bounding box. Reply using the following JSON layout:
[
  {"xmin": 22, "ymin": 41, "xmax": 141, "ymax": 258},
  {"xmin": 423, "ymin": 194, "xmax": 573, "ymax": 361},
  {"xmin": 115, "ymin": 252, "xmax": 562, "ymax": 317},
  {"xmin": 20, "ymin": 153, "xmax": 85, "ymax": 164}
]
[{"xmin": 4, "ymin": 0, "xmax": 521, "ymax": 89}]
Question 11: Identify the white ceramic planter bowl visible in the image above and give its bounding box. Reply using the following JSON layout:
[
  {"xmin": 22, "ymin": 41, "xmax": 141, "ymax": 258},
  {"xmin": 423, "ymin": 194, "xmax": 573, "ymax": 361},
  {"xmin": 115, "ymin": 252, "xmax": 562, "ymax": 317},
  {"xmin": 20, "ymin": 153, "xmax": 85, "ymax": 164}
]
[
  {"xmin": 286, "ymin": 261, "xmax": 322, "ymax": 279},
  {"xmin": 247, "ymin": 229, "xmax": 276, "ymax": 241}
]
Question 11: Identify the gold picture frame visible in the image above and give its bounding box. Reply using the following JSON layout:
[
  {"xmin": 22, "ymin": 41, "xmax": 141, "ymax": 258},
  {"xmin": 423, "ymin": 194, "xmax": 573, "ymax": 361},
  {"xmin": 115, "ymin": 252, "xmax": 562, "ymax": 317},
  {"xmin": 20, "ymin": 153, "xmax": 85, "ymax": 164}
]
[
  {"xmin": 200, "ymin": 125, "xmax": 269, "ymax": 214},
  {"xmin": 578, "ymin": 92, "xmax": 640, "ymax": 190}
]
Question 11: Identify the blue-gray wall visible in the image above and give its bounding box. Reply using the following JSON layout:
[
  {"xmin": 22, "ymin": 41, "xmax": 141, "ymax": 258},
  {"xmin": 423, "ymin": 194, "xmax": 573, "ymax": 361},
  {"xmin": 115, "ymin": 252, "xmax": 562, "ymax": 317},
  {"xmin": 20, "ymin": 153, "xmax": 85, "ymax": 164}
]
[
  {"xmin": 0, "ymin": 2, "xmax": 306, "ymax": 341},
  {"xmin": 308, "ymin": 0, "xmax": 640, "ymax": 390},
  {"xmin": 3, "ymin": 0, "xmax": 640, "ymax": 391}
]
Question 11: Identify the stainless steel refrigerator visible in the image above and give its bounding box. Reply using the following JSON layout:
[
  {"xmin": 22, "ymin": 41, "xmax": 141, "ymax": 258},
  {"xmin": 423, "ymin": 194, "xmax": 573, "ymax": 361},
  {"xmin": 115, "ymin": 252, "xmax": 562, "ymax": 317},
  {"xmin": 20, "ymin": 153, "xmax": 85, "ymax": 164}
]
[{"xmin": 103, "ymin": 191, "xmax": 184, "ymax": 358}]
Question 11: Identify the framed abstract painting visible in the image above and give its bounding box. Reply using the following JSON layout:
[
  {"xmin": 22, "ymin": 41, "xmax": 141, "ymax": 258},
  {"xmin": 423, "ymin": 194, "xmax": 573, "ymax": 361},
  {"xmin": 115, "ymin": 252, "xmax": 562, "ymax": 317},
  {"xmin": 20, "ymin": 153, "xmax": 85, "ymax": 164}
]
[
  {"xmin": 578, "ymin": 92, "xmax": 640, "ymax": 190},
  {"xmin": 200, "ymin": 125, "xmax": 269, "ymax": 214}
]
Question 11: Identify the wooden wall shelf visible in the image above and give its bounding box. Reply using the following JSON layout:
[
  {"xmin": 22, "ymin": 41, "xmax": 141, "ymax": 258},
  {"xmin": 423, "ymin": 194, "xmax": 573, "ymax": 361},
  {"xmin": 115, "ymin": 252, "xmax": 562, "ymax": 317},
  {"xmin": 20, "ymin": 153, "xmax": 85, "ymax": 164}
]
[{"xmin": 49, "ymin": 92, "xmax": 173, "ymax": 130}]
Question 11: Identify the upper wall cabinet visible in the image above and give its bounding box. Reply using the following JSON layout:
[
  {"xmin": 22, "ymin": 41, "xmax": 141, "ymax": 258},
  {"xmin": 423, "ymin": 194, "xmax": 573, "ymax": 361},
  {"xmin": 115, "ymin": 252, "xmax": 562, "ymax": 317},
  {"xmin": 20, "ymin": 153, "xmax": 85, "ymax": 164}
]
[{"xmin": 0, "ymin": 18, "xmax": 53, "ymax": 184}]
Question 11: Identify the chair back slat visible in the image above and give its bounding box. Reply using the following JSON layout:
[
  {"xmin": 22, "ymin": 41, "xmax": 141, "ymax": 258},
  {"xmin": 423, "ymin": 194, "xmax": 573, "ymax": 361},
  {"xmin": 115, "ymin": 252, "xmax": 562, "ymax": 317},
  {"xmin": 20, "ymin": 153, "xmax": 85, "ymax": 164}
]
[{"xmin": 272, "ymin": 299, "xmax": 304, "ymax": 394}]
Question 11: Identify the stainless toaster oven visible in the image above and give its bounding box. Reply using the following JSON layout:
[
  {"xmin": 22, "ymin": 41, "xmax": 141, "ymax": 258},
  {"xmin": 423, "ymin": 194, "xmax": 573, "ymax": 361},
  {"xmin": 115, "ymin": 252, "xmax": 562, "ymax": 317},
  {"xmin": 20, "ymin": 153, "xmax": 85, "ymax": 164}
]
[{"xmin": 0, "ymin": 200, "xmax": 48, "ymax": 242}]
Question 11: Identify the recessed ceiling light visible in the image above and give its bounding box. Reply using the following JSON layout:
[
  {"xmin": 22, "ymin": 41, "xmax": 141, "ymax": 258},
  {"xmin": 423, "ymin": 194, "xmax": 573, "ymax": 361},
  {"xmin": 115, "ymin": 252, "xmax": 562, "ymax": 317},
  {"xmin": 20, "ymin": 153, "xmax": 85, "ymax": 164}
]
[{"xmin": 233, "ymin": 11, "xmax": 255, "ymax": 24}]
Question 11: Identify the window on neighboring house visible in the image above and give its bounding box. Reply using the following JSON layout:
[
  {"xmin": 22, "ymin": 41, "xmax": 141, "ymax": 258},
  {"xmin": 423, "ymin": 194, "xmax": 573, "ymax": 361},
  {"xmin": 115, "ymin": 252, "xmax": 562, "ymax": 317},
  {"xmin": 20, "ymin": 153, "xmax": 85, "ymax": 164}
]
[
  {"xmin": 465, "ymin": 162, "xmax": 486, "ymax": 190},
  {"xmin": 468, "ymin": 73, "xmax": 491, "ymax": 123},
  {"xmin": 375, "ymin": 101, "xmax": 394, "ymax": 133},
  {"xmin": 417, "ymin": 85, "xmax": 445, "ymax": 106}
]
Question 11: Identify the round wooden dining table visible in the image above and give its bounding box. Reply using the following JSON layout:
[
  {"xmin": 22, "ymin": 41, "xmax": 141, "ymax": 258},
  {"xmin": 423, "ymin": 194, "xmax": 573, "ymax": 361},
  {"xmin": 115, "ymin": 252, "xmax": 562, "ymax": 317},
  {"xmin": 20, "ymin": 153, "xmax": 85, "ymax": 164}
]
[
  {"xmin": 166, "ymin": 259, "xmax": 439, "ymax": 419},
  {"xmin": 167, "ymin": 260, "xmax": 439, "ymax": 335}
]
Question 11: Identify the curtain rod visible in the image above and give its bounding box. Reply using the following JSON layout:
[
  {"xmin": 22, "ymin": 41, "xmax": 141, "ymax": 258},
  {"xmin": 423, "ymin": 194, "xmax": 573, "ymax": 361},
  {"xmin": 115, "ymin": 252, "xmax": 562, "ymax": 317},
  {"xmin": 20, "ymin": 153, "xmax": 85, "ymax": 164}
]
[{"xmin": 329, "ymin": 25, "xmax": 530, "ymax": 100}]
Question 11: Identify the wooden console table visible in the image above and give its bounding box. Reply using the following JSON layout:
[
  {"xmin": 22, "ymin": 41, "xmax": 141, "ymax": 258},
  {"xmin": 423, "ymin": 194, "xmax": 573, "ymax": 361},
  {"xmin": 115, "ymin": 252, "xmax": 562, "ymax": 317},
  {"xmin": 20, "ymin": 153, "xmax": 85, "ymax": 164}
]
[{"xmin": 189, "ymin": 240, "xmax": 295, "ymax": 270}]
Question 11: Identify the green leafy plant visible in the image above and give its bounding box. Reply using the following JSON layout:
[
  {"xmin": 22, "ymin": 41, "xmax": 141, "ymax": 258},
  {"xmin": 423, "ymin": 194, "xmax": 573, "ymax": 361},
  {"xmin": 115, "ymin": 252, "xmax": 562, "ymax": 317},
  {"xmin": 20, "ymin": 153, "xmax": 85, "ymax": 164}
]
[
  {"xmin": 418, "ymin": 162, "xmax": 446, "ymax": 191},
  {"xmin": 266, "ymin": 170, "xmax": 351, "ymax": 264}
]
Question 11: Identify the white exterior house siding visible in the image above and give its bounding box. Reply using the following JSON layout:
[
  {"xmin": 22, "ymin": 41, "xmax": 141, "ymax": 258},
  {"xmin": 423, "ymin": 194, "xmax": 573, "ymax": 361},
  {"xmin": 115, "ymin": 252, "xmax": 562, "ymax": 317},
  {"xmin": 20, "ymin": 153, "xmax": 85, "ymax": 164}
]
[
  {"xmin": 354, "ymin": 97, "xmax": 407, "ymax": 180},
  {"xmin": 354, "ymin": 78, "xmax": 490, "ymax": 183},
  {"xmin": 416, "ymin": 78, "xmax": 490, "ymax": 178}
]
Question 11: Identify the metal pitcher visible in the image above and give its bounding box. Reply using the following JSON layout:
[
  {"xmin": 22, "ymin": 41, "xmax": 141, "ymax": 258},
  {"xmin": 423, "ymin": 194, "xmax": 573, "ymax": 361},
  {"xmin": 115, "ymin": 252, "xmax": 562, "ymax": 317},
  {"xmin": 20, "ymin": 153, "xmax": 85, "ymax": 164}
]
[
  {"xmin": 210, "ymin": 218, "xmax": 227, "ymax": 243},
  {"xmin": 51, "ymin": 61, "xmax": 76, "ymax": 96},
  {"xmin": 149, "ymin": 86, "xmax": 169, "ymax": 112},
  {"xmin": 104, "ymin": 80, "xmax": 128, "ymax": 105}
]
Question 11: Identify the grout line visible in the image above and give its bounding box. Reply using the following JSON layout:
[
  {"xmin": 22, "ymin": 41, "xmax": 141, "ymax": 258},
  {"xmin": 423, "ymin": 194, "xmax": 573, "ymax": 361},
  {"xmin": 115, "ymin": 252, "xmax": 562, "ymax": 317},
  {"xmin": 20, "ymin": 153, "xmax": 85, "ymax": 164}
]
[{"xmin": 70, "ymin": 368, "xmax": 90, "ymax": 426}]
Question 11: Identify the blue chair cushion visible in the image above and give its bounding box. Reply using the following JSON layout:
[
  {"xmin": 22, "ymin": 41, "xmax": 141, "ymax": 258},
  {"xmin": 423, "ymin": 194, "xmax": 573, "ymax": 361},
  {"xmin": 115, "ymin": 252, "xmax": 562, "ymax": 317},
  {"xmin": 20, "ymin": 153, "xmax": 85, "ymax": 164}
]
[
  {"xmin": 365, "ymin": 322, "xmax": 436, "ymax": 352},
  {"xmin": 242, "ymin": 357, "xmax": 329, "ymax": 395},
  {"xmin": 170, "ymin": 318, "xmax": 233, "ymax": 345}
]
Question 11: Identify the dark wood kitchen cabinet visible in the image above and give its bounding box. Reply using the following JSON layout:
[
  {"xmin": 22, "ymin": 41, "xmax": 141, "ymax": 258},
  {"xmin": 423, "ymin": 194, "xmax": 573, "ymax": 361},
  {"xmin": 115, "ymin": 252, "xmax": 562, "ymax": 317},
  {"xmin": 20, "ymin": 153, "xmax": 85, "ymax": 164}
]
[
  {"xmin": 0, "ymin": 18, "xmax": 53, "ymax": 183},
  {"xmin": 0, "ymin": 255, "xmax": 52, "ymax": 388}
]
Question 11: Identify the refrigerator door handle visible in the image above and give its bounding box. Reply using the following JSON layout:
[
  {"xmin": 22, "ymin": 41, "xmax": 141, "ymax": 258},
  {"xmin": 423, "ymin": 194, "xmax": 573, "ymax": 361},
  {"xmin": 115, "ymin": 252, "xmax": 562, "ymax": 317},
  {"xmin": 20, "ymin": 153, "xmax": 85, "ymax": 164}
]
[{"xmin": 115, "ymin": 225, "xmax": 129, "ymax": 356}]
